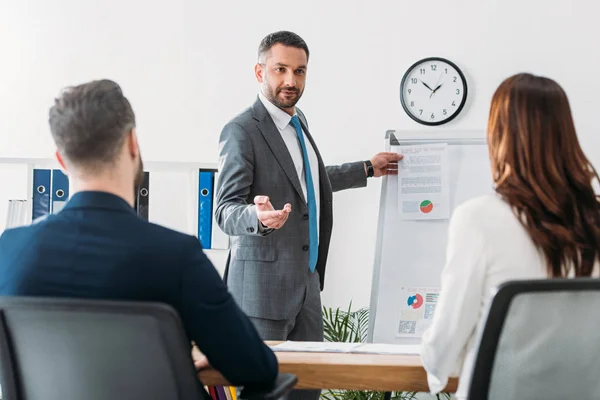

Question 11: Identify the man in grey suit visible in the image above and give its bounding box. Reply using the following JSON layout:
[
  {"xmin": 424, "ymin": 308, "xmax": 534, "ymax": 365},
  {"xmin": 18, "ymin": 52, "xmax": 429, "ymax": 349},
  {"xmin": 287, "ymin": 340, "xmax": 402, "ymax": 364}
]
[{"xmin": 215, "ymin": 31, "xmax": 401, "ymax": 400}]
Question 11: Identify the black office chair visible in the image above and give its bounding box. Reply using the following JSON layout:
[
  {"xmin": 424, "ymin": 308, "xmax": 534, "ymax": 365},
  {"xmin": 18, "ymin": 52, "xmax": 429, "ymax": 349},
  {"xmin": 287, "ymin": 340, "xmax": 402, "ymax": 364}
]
[
  {"xmin": 0, "ymin": 297, "xmax": 296, "ymax": 400},
  {"xmin": 467, "ymin": 278, "xmax": 600, "ymax": 400}
]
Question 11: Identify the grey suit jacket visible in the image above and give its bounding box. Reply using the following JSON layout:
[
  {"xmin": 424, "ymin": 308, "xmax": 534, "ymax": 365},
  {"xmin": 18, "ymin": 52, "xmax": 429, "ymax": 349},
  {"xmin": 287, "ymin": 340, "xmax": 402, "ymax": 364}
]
[{"xmin": 214, "ymin": 98, "xmax": 366, "ymax": 320}]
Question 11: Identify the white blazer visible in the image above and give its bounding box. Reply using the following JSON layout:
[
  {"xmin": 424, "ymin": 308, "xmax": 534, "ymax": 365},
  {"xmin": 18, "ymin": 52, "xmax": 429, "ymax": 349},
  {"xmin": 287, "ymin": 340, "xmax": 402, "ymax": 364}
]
[{"xmin": 420, "ymin": 193, "xmax": 599, "ymax": 399}]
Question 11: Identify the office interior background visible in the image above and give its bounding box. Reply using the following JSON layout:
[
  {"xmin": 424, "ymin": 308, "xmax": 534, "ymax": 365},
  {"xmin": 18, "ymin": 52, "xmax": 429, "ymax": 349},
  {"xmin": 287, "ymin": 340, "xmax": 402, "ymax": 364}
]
[{"xmin": 1, "ymin": 0, "xmax": 598, "ymax": 311}]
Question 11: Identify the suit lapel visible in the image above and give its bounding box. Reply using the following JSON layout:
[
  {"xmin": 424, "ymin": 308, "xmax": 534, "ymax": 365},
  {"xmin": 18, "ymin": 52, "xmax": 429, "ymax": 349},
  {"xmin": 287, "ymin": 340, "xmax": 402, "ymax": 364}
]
[{"xmin": 252, "ymin": 99, "xmax": 306, "ymax": 203}]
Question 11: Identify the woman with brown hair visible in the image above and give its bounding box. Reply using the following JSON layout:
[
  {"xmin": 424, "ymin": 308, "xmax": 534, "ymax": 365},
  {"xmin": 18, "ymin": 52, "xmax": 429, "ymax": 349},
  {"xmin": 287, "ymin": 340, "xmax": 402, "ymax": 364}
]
[{"xmin": 420, "ymin": 73, "xmax": 600, "ymax": 399}]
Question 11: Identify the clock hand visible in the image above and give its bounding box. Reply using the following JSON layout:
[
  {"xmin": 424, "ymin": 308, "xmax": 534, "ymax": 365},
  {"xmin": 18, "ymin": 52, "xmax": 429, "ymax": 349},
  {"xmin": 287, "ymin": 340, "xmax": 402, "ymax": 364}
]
[
  {"xmin": 420, "ymin": 80, "xmax": 433, "ymax": 92},
  {"xmin": 430, "ymin": 83, "xmax": 443, "ymax": 98},
  {"xmin": 429, "ymin": 70, "xmax": 445, "ymax": 97},
  {"xmin": 430, "ymin": 69, "xmax": 445, "ymax": 97},
  {"xmin": 433, "ymin": 70, "xmax": 444, "ymax": 87}
]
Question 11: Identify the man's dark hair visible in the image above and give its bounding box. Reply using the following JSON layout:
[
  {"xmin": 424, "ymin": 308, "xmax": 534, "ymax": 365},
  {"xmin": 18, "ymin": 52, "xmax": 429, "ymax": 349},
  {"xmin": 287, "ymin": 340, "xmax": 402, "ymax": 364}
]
[
  {"xmin": 48, "ymin": 79, "xmax": 136, "ymax": 168},
  {"xmin": 258, "ymin": 31, "xmax": 309, "ymax": 61}
]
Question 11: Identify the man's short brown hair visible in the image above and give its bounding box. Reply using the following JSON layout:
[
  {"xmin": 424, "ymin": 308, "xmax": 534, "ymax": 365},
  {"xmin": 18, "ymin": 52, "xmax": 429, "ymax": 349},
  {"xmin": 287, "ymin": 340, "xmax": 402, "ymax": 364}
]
[{"xmin": 49, "ymin": 79, "xmax": 135, "ymax": 168}]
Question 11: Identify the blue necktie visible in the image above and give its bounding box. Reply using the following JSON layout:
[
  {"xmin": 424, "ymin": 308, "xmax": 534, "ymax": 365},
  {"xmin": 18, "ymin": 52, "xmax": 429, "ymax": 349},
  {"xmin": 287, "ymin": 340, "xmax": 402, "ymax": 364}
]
[{"xmin": 290, "ymin": 115, "xmax": 318, "ymax": 272}]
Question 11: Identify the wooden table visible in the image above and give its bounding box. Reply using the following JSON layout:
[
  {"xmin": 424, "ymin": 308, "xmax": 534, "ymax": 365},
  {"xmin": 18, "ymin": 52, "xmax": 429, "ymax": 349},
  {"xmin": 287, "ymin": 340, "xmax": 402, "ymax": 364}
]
[{"xmin": 197, "ymin": 342, "xmax": 458, "ymax": 393}]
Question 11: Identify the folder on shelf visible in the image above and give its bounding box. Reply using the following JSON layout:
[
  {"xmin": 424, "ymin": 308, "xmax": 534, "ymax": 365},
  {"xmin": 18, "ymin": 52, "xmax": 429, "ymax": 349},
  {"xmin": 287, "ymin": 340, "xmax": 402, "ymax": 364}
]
[
  {"xmin": 6, "ymin": 200, "xmax": 29, "ymax": 229},
  {"xmin": 51, "ymin": 169, "xmax": 69, "ymax": 214},
  {"xmin": 198, "ymin": 170, "xmax": 214, "ymax": 249},
  {"xmin": 228, "ymin": 386, "xmax": 237, "ymax": 400},
  {"xmin": 134, "ymin": 171, "xmax": 150, "ymax": 220},
  {"xmin": 32, "ymin": 169, "xmax": 51, "ymax": 221},
  {"xmin": 215, "ymin": 386, "xmax": 228, "ymax": 400},
  {"xmin": 210, "ymin": 172, "xmax": 229, "ymax": 250}
]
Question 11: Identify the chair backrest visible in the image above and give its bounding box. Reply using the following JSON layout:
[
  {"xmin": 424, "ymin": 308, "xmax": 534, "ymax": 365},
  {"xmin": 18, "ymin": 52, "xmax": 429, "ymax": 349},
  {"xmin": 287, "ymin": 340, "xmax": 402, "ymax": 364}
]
[
  {"xmin": 468, "ymin": 278, "xmax": 600, "ymax": 400},
  {"xmin": 0, "ymin": 296, "xmax": 209, "ymax": 400}
]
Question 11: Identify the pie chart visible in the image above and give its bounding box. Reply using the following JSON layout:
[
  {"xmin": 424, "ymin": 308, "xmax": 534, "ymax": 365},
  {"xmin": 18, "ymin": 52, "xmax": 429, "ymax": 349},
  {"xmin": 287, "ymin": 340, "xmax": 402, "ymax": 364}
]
[
  {"xmin": 420, "ymin": 200, "xmax": 433, "ymax": 214},
  {"xmin": 407, "ymin": 294, "xmax": 424, "ymax": 309}
]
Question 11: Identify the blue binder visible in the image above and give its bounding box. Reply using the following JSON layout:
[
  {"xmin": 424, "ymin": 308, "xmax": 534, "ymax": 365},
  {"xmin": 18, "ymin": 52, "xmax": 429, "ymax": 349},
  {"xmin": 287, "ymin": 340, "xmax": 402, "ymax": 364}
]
[
  {"xmin": 32, "ymin": 169, "xmax": 51, "ymax": 221},
  {"xmin": 211, "ymin": 172, "xmax": 230, "ymax": 249},
  {"xmin": 51, "ymin": 169, "xmax": 69, "ymax": 214},
  {"xmin": 134, "ymin": 171, "xmax": 150, "ymax": 220},
  {"xmin": 198, "ymin": 170, "xmax": 215, "ymax": 249}
]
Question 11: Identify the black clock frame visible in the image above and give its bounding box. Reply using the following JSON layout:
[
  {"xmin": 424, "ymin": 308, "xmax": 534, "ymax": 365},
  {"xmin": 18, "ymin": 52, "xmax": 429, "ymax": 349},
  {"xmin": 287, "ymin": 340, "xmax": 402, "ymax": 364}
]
[{"xmin": 400, "ymin": 57, "xmax": 468, "ymax": 126}]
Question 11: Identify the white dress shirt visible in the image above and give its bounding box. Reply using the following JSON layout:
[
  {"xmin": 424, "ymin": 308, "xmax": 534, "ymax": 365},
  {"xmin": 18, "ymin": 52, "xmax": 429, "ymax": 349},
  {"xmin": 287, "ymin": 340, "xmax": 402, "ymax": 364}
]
[
  {"xmin": 420, "ymin": 193, "xmax": 600, "ymax": 400},
  {"xmin": 258, "ymin": 93, "xmax": 320, "ymax": 235}
]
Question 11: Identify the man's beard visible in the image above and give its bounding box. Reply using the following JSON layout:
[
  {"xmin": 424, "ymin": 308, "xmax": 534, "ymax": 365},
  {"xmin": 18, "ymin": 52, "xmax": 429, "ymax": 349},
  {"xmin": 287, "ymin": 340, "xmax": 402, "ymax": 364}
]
[{"xmin": 265, "ymin": 85, "xmax": 303, "ymax": 109}]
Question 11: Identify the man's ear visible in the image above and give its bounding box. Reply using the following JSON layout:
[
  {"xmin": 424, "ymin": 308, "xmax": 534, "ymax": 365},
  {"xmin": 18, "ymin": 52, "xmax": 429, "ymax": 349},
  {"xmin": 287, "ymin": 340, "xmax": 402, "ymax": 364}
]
[
  {"xmin": 128, "ymin": 128, "xmax": 139, "ymax": 159},
  {"xmin": 55, "ymin": 151, "xmax": 68, "ymax": 174},
  {"xmin": 254, "ymin": 63, "xmax": 264, "ymax": 83}
]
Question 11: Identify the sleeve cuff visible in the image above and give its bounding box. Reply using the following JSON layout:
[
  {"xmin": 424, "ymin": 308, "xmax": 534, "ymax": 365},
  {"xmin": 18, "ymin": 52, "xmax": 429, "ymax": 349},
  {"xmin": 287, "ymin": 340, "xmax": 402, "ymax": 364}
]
[
  {"xmin": 426, "ymin": 372, "xmax": 448, "ymax": 396},
  {"xmin": 257, "ymin": 220, "xmax": 273, "ymax": 235},
  {"xmin": 421, "ymin": 342, "xmax": 449, "ymax": 396}
]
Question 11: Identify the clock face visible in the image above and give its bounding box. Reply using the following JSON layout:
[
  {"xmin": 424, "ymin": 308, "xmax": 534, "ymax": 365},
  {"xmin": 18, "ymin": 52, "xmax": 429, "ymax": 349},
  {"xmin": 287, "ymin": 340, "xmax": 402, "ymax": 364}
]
[{"xmin": 400, "ymin": 57, "xmax": 467, "ymax": 126}]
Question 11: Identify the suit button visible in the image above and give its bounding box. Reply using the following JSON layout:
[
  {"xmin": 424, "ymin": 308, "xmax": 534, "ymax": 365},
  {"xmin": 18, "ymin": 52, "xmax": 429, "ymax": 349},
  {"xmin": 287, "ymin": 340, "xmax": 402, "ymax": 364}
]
[
  {"xmin": 302, "ymin": 245, "xmax": 309, "ymax": 251},
  {"xmin": 302, "ymin": 214, "xmax": 308, "ymax": 220},
  {"xmin": 247, "ymin": 227, "xmax": 255, "ymax": 233}
]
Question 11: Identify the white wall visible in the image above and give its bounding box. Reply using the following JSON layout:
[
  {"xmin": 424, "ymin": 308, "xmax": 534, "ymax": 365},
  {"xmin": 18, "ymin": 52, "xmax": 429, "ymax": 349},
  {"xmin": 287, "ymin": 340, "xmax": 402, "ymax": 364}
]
[{"xmin": 1, "ymin": 0, "xmax": 599, "ymax": 311}]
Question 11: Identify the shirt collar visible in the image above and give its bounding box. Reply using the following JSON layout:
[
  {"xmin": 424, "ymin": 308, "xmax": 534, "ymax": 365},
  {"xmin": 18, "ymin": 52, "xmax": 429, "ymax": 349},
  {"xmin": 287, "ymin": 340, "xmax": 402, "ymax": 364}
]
[
  {"xmin": 258, "ymin": 92, "xmax": 297, "ymax": 131},
  {"xmin": 62, "ymin": 191, "xmax": 137, "ymax": 215}
]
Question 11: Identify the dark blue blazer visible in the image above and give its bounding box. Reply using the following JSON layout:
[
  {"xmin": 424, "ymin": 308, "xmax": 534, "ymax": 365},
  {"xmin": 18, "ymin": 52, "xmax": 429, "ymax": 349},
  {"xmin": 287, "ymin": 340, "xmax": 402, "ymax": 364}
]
[{"xmin": 0, "ymin": 191, "xmax": 277, "ymax": 387}]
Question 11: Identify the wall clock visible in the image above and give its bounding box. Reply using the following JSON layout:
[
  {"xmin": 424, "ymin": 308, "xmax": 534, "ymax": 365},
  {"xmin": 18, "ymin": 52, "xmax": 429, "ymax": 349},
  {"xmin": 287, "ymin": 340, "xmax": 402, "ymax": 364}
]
[{"xmin": 400, "ymin": 57, "xmax": 467, "ymax": 126}]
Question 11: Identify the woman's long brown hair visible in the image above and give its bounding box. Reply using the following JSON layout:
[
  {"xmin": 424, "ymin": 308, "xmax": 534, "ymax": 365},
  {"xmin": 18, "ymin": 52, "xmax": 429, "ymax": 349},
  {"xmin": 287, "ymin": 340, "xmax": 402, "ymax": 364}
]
[{"xmin": 488, "ymin": 73, "xmax": 600, "ymax": 277}]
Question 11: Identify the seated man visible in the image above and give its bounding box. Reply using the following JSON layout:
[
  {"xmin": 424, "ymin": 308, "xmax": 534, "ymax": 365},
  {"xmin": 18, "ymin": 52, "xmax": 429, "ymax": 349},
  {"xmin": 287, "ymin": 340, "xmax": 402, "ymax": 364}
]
[{"xmin": 0, "ymin": 79, "xmax": 277, "ymax": 389}]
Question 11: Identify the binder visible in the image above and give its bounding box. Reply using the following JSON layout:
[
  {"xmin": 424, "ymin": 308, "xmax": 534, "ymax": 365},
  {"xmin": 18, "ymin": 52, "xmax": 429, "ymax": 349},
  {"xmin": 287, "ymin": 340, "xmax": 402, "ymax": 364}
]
[
  {"xmin": 51, "ymin": 169, "xmax": 70, "ymax": 214},
  {"xmin": 198, "ymin": 170, "xmax": 215, "ymax": 249},
  {"xmin": 6, "ymin": 199, "xmax": 14, "ymax": 228},
  {"xmin": 228, "ymin": 386, "xmax": 237, "ymax": 400},
  {"xmin": 135, "ymin": 171, "xmax": 150, "ymax": 220},
  {"xmin": 6, "ymin": 200, "xmax": 29, "ymax": 229},
  {"xmin": 211, "ymin": 172, "xmax": 230, "ymax": 249},
  {"xmin": 224, "ymin": 386, "xmax": 234, "ymax": 400},
  {"xmin": 32, "ymin": 169, "xmax": 51, "ymax": 221},
  {"xmin": 17, "ymin": 200, "xmax": 29, "ymax": 227},
  {"xmin": 215, "ymin": 386, "xmax": 227, "ymax": 400}
]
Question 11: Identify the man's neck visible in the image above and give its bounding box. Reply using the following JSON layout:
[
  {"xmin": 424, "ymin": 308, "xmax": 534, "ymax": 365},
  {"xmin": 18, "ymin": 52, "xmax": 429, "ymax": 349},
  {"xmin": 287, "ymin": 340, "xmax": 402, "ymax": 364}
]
[{"xmin": 70, "ymin": 179, "xmax": 135, "ymax": 207}]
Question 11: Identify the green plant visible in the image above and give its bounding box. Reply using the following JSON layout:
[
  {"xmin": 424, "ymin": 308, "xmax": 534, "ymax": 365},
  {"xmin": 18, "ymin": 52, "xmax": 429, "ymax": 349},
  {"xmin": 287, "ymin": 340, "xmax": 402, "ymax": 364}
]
[
  {"xmin": 323, "ymin": 301, "xmax": 368, "ymax": 343},
  {"xmin": 321, "ymin": 303, "xmax": 452, "ymax": 400}
]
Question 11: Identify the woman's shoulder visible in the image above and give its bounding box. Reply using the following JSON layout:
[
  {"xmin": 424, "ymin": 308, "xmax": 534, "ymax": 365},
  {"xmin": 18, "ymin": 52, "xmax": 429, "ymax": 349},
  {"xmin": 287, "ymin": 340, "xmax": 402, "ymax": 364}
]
[{"xmin": 452, "ymin": 193, "xmax": 514, "ymax": 225}]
